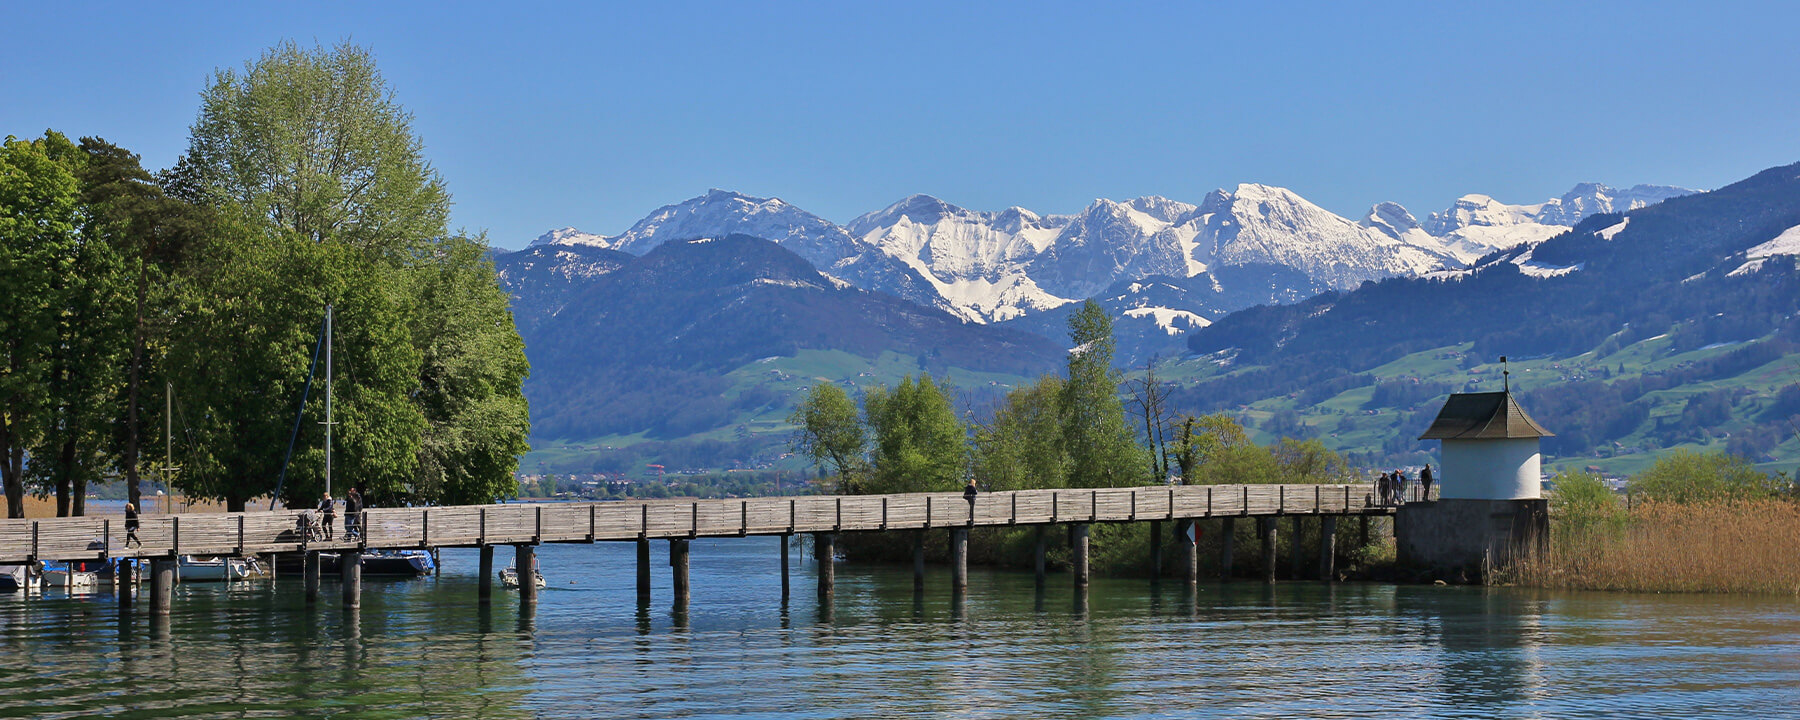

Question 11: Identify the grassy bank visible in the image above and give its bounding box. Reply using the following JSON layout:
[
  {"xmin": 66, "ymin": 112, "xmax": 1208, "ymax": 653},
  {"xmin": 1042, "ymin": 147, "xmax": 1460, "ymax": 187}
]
[{"xmin": 1518, "ymin": 499, "xmax": 1800, "ymax": 595}]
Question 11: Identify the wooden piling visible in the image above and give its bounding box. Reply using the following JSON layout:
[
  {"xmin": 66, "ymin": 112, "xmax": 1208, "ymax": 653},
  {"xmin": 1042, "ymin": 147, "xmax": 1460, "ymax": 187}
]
[
  {"xmin": 950, "ymin": 527, "xmax": 968, "ymax": 592},
  {"xmin": 669, "ymin": 539, "xmax": 689, "ymax": 607},
  {"xmin": 1033, "ymin": 525, "xmax": 1047, "ymax": 589},
  {"xmin": 1149, "ymin": 520, "xmax": 1163, "ymax": 582},
  {"xmin": 636, "ymin": 538, "xmax": 651, "ymax": 604},
  {"xmin": 1177, "ymin": 519, "xmax": 1197, "ymax": 587},
  {"xmin": 514, "ymin": 544, "xmax": 537, "ymax": 604},
  {"xmin": 815, "ymin": 532, "xmax": 835, "ymax": 599},
  {"xmin": 478, "ymin": 545, "xmax": 494, "ymax": 603},
  {"xmin": 1259, "ymin": 517, "xmax": 1277, "ymax": 584},
  {"xmin": 149, "ymin": 558, "xmax": 174, "ymax": 616},
  {"xmin": 304, "ymin": 551, "xmax": 320, "ymax": 603},
  {"xmin": 1071, "ymin": 523, "xmax": 1090, "ymax": 588},
  {"xmin": 341, "ymin": 551, "xmax": 361, "ymax": 609},
  {"xmin": 779, "ymin": 534, "xmax": 790, "ymax": 601},
  {"xmin": 117, "ymin": 559, "xmax": 132, "ymax": 609},
  {"xmin": 912, "ymin": 530, "xmax": 926, "ymax": 592},
  {"xmin": 1290, "ymin": 516, "xmax": 1306, "ymax": 580},
  {"xmin": 1319, "ymin": 516, "xmax": 1338, "ymax": 582},
  {"xmin": 1220, "ymin": 517, "xmax": 1236, "ymax": 582}
]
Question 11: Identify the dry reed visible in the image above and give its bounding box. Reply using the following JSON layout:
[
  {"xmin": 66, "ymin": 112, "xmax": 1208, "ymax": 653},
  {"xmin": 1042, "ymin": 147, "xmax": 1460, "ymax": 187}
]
[{"xmin": 1518, "ymin": 499, "xmax": 1800, "ymax": 595}]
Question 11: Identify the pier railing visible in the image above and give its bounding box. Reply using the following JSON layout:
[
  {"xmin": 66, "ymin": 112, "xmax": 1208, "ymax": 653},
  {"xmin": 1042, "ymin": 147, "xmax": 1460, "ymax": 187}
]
[{"xmin": 0, "ymin": 483, "xmax": 1390, "ymax": 564}]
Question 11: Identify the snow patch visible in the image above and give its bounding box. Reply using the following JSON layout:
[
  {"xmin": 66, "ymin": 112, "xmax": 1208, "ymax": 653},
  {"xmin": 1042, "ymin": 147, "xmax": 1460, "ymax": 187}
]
[
  {"xmin": 1597, "ymin": 217, "xmax": 1630, "ymax": 241},
  {"xmin": 1122, "ymin": 307, "xmax": 1212, "ymax": 335}
]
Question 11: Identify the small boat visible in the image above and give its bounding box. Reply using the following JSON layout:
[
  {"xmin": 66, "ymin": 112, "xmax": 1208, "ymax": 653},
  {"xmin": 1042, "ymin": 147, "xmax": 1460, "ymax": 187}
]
[
  {"xmin": 0, "ymin": 564, "xmax": 39, "ymax": 593},
  {"xmin": 499, "ymin": 566, "xmax": 545, "ymax": 589},
  {"xmin": 39, "ymin": 562, "xmax": 103, "ymax": 591},
  {"xmin": 362, "ymin": 549, "xmax": 435, "ymax": 576},
  {"xmin": 178, "ymin": 555, "xmax": 268, "ymax": 582}
]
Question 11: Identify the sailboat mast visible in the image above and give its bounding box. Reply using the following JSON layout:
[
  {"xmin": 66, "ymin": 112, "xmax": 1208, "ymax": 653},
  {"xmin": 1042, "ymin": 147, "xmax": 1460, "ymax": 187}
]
[{"xmin": 325, "ymin": 304, "xmax": 333, "ymax": 498}]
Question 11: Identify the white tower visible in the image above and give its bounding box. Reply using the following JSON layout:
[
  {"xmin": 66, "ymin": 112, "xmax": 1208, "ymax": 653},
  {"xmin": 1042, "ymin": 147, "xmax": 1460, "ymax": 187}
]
[{"xmin": 1419, "ymin": 391, "xmax": 1554, "ymax": 500}]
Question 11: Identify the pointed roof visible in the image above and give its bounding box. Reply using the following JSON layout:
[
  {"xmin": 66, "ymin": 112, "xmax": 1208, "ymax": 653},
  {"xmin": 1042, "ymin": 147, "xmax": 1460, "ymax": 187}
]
[{"xmin": 1418, "ymin": 391, "xmax": 1554, "ymax": 440}]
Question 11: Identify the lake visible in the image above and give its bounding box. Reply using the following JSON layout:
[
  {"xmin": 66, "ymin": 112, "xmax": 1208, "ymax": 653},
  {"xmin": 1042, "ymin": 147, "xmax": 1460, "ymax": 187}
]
[{"xmin": 1, "ymin": 537, "xmax": 1796, "ymax": 718}]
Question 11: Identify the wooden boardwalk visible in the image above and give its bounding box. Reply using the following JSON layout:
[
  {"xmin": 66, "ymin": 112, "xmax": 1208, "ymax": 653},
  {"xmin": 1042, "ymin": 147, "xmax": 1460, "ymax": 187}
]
[{"xmin": 0, "ymin": 483, "xmax": 1390, "ymax": 565}]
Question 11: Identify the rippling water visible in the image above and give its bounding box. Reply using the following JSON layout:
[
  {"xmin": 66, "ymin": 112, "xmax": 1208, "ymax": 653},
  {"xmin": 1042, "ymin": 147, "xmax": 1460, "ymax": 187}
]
[{"xmin": 2, "ymin": 538, "xmax": 1797, "ymax": 718}]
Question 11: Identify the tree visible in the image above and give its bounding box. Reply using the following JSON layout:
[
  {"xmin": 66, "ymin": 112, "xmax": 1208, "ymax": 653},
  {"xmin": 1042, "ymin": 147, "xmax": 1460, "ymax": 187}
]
[
  {"xmin": 1060, "ymin": 301, "xmax": 1145, "ymax": 488},
  {"xmin": 1627, "ymin": 450, "xmax": 1779, "ymax": 503},
  {"xmin": 1128, "ymin": 358, "xmax": 1172, "ymax": 481},
  {"xmin": 0, "ymin": 133, "xmax": 82, "ymax": 517},
  {"xmin": 789, "ymin": 382, "xmax": 865, "ymax": 493},
  {"xmin": 173, "ymin": 42, "xmax": 527, "ymax": 509},
  {"xmin": 864, "ymin": 375, "xmax": 967, "ymax": 494},
  {"xmin": 973, "ymin": 375, "xmax": 1068, "ymax": 491}
]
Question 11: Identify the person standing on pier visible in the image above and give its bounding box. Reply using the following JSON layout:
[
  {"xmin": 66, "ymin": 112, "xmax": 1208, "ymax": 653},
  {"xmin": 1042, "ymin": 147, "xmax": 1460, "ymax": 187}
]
[
  {"xmin": 1420, "ymin": 464, "xmax": 1435, "ymax": 502},
  {"xmin": 124, "ymin": 503, "xmax": 141, "ymax": 548},
  {"xmin": 345, "ymin": 488, "xmax": 363, "ymax": 540},
  {"xmin": 1393, "ymin": 470, "xmax": 1409, "ymax": 504},
  {"xmin": 1377, "ymin": 472, "xmax": 1392, "ymax": 505},
  {"xmin": 318, "ymin": 493, "xmax": 336, "ymax": 541}
]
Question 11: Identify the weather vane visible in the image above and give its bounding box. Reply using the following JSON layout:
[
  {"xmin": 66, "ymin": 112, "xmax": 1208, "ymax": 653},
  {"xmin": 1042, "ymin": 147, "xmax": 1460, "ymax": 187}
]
[{"xmin": 1500, "ymin": 355, "xmax": 1509, "ymax": 393}]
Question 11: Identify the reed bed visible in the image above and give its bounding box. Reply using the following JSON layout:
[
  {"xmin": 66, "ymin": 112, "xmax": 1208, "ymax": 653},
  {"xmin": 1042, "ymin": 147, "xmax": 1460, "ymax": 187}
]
[{"xmin": 1519, "ymin": 499, "xmax": 1800, "ymax": 595}]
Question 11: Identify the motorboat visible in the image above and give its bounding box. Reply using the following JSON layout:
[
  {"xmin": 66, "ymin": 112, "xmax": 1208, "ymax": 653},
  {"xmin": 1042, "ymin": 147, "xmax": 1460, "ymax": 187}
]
[
  {"xmin": 499, "ymin": 566, "xmax": 545, "ymax": 589},
  {"xmin": 362, "ymin": 549, "xmax": 435, "ymax": 576},
  {"xmin": 178, "ymin": 555, "xmax": 269, "ymax": 582},
  {"xmin": 0, "ymin": 564, "xmax": 38, "ymax": 593},
  {"xmin": 39, "ymin": 561, "xmax": 103, "ymax": 591}
]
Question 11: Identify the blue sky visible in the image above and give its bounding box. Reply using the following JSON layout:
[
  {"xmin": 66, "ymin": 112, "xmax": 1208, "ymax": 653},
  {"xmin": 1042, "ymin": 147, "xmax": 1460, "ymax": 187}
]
[{"xmin": 6, "ymin": 2, "xmax": 1797, "ymax": 249}]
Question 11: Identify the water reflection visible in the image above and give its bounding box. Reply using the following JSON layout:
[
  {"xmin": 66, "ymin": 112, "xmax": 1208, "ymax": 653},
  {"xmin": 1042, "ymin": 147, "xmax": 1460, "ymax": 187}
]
[{"xmin": 2, "ymin": 541, "xmax": 1799, "ymax": 718}]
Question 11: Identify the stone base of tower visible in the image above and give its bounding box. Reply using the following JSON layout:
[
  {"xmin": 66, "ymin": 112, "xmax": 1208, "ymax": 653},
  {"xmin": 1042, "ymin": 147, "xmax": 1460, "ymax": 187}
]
[{"xmin": 1395, "ymin": 499, "xmax": 1547, "ymax": 582}]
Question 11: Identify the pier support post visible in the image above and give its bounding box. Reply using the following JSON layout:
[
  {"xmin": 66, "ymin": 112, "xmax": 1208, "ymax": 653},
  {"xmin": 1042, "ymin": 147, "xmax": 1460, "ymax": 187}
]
[
  {"xmin": 1071, "ymin": 523, "xmax": 1090, "ymax": 588},
  {"xmin": 478, "ymin": 545, "xmax": 494, "ymax": 603},
  {"xmin": 1033, "ymin": 525, "xmax": 1047, "ymax": 589},
  {"xmin": 1319, "ymin": 516, "xmax": 1339, "ymax": 582},
  {"xmin": 304, "ymin": 551, "xmax": 320, "ymax": 603},
  {"xmin": 341, "ymin": 551, "xmax": 361, "ymax": 609},
  {"xmin": 636, "ymin": 539, "xmax": 652, "ymax": 604},
  {"xmin": 669, "ymin": 539, "xmax": 689, "ymax": 607},
  {"xmin": 1259, "ymin": 517, "xmax": 1277, "ymax": 584},
  {"xmin": 117, "ymin": 559, "xmax": 133, "ymax": 609},
  {"xmin": 1290, "ymin": 517, "xmax": 1306, "ymax": 580},
  {"xmin": 815, "ymin": 532, "xmax": 835, "ymax": 600},
  {"xmin": 1149, "ymin": 520, "xmax": 1162, "ymax": 582},
  {"xmin": 950, "ymin": 527, "xmax": 969, "ymax": 592},
  {"xmin": 780, "ymin": 534, "xmax": 791, "ymax": 601},
  {"xmin": 150, "ymin": 558, "xmax": 175, "ymax": 615},
  {"xmin": 1219, "ymin": 518, "xmax": 1236, "ymax": 581},
  {"xmin": 514, "ymin": 544, "xmax": 538, "ymax": 604},
  {"xmin": 912, "ymin": 530, "xmax": 926, "ymax": 592},
  {"xmin": 1177, "ymin": 519, "xmax": 1198, "ymax": 587}
]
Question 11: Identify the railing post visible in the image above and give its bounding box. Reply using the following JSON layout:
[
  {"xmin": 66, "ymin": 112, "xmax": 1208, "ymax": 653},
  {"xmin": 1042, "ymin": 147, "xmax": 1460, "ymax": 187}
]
[
  {"xmin": 30, "ymin": 521, "xmax": 39, "ymax": 561},
  {"xmin": 691, "ymin": 501, "xmax": 699, "ymax": 538},
  {"xmin": 1242, "ymin": 486, "xmax": 1249, "ymax": 516},
  {"xmin": 880, "ymin": 497, "xmax": 888, "ymax": 530},
  {"xmin": 1051, "ymin": 491, "xmax": 1058, "ymax": 523},
  {"xmin": 1206, "ymin": 486, "xmax": 1213, "ymax": 516},
  {"xmin": 640, "ymin": 503, "xmax": 649, "ymax": 539},
  {"xmin": 926, "ymin": 495, "xmax": 933, "ymax": 527},
  {"xmin": 1090, "ymin": 489, "xmax": 1097, "ymax": 522},
  {"xmin": 103, "ymin": 519, "xmax": 111, "ymax": 556},
  {"xmin": 1278, "ymin": 485, "xmax": 1286, "ymax": 515},
  {"xmin": 1130, "ymin": 490, "xmax": 1137, "ymax": 520},
  {"xmin": 422, "ymin": 508, "xmax": 431, "ymax": 548},
  {"xmin": 535, "ymin": 505, "xmax": 543, "ymax": 543},
  {"xmin": 741, "ymin": 500, "xmax": 749, "ymax": 536},
  {"xmin": 172, "ymin": 516, "xmax": 180, "ymax": 556},
  {"xmin": 1010, "ymin": 493, "xmax": 1017, "ymax": 525},
  {"xmin": 1315, "ymin": 486, "xmax": 1321, "ymax": 514},
  {"xmin": 788, "ymin": 498, "xmax": 796, "ymax": 533},
  {"xmin": 479, "ymin": 507, "xmax": 488, "ymax": 545},
  {"xmin": 589, "ymin": 504, "xmax": 597, "ymax": 542},
  {"xmin": 834, "ymin": 497, "xmax": 842, "ymax": 531},
  {"xmin": 1169, "ymin": 487, "xmax": 1177, "ymax": 519},
  {"xmin": 237, "ymin": 514, "xmax": 246, "ymax": 555}
]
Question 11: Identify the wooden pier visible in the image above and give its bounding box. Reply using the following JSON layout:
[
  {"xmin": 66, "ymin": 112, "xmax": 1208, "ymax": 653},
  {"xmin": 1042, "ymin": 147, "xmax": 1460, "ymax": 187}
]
[{"xmin": 1, "ymin": 483, "xmax": 1397, "ymax": 614}]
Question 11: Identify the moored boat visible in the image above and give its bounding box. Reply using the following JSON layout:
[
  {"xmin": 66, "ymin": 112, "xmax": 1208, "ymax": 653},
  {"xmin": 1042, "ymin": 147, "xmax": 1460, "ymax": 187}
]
[
  {"xmin": 178, "ymin": 555, "xmax": 269, "ymax": 582},
  {"xmin": 499, "ymin": 566, "xmax": 545, "ymax": 589}
]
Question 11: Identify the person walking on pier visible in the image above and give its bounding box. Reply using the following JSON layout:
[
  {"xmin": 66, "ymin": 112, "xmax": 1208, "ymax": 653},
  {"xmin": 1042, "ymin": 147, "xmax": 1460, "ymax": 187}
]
[
  {"xmin": 964, "ymin": 478, "xmax": 979, "ymax": 516},
  {"xmin": 1420, "ymin": 464, "xmax": 1435, "ymax": 502},
  {"xmin": 1393, "ymin": 469, "xmax": 1409, "ymax": 504},
  {"xmin": 345, "ymin": 488, "xmax": 363, "ymax": 540},
  {"xmin": 318, "ymin": 493, "xmax": 336, "ymax": 541},
  {"xmin": 124, "ymin": 502, "xmax": 141, "ymax": 548}
]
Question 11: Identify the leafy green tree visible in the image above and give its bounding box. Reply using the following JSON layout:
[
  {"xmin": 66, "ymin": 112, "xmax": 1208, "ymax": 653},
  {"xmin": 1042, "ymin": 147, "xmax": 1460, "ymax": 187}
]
[
  {"xmin": 1272, "ymin": 438, "xmax": 1353, "ymax": 484},
  {"xmin": 789, "ymin": 382, "xmax": 865, "ymax": 492},
  {"xmin": 0, "ymin": 133, "xmax": 82, "ymax": 517},
  {"xmin": 973, "ymin": 375, "xmax": 1068, "ymax": 491},
  {"xmin": 1548, "ymin": 470, "xmax": 1624, "ymax": 540},
  {"xmin": 172, "ymin": 42, "xmax": 527, "ymax": 508},
  {"xmin": 1627, "ymin": 449, "xmax": 1779, "ymax": 503},
  {"xmin": 864, "ymin": 375, "xmax": 967, "ymax": 494},
  {"xmin": 1169, "ymin": 413, "xmax": 1252, "ymax": 483},
  {"xmin": 1060, "ymin": 301, "xmax": 1143, "ymax": 487}
]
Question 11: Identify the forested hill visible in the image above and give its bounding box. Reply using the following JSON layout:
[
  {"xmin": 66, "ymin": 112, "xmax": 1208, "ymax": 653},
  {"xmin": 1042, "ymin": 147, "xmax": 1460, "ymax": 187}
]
[
  {"xmin": 504, "ymin": 234, "xmax": 1064, "ymax": 441},
  {"xmin": 1176, "ymin": 160, "xmax": 1800, "ymax": 471}
]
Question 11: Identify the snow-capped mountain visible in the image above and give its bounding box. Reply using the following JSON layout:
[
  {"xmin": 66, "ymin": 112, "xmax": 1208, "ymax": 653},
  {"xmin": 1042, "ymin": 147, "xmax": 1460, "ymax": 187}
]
[
  {"xmin": 1394, "ymin": 183, "xmax": 1696, "ymax": 264},
  {"xmin": 524, "ymin": 181, "xmax": 1694, "ymax": 337},
  {"xmin": 529, "ymin": 227, "xmax": 615, "ymax": 248}
]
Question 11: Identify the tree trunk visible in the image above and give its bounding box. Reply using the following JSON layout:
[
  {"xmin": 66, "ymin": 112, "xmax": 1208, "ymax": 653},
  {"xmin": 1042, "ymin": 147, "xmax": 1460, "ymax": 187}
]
[{"xmin": 56, "ymin": 434, "xmax": 75, "ymax": 517}]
